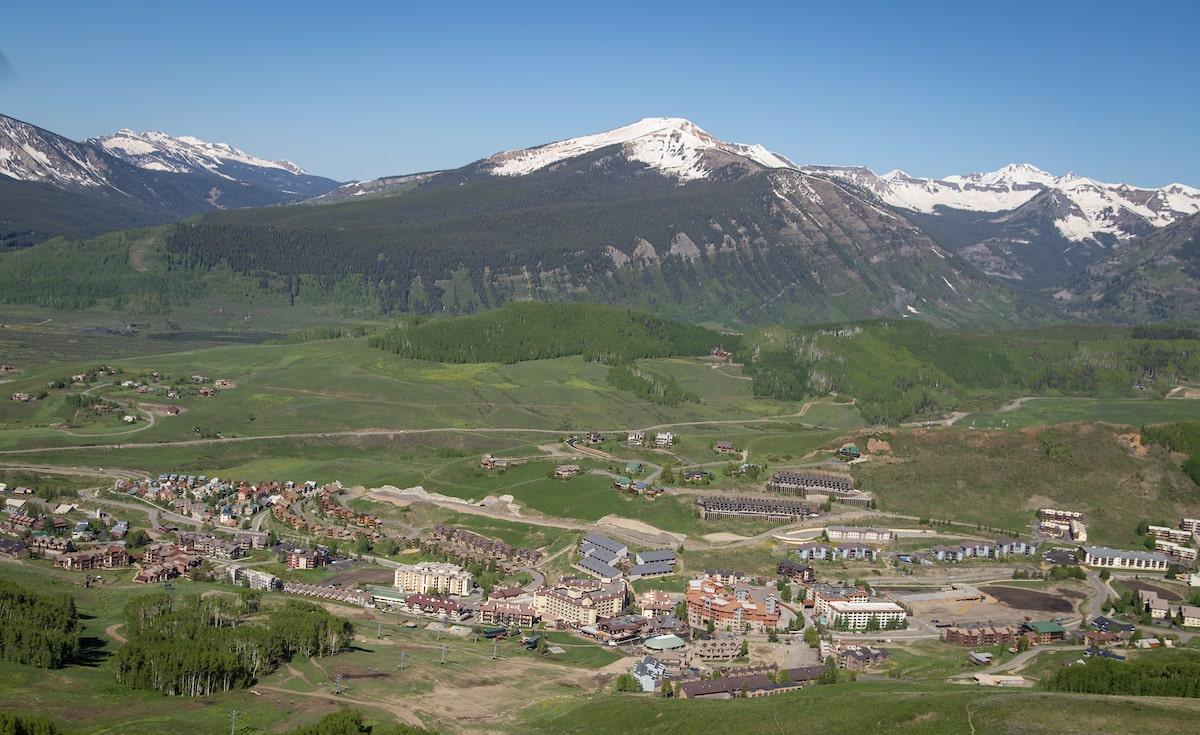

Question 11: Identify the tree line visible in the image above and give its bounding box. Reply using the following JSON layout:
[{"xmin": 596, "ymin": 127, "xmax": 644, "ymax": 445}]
[
  {"xmin": 0, "ymin": 579, "xmax": 80, "ymax": 668},
  {"xmin": 1043, "ymin": 652, "xmax": 1200, "ymax": 697},
  {"xmin": 113, "ymin": 592, "xmax": 352, "ymax": 696}
]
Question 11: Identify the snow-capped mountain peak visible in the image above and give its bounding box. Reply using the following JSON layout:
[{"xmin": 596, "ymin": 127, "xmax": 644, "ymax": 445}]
[
  {"xmin": 91, "ymin": 129, "xmax": 308, "ymax": 177},
  {"xmin": 483, "ymin": 117, "xmax": 796, "ymax": 181}
]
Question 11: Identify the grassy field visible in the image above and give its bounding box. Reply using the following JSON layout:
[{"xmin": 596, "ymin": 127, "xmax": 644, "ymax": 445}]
[
  {"xmin": 518, "ymin": 679, "xmax": 1200, "ymax": 735},
  {"xmin": 963, "ymin": 397, "xmax": 1200, "ymax": 430},
  {"xmin": 0, "ymin": 338, "xmax": 836, "ymax": 453},
  {"xmin": 853, "ymin": 423, "xmax": 1200, "ymax": 546}
]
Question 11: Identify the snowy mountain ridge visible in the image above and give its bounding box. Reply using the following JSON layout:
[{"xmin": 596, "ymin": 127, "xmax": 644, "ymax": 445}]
[
  {"xmin": 91, "ymin": 128, "xmax": 308, "ymax": 177},
  {"xmin": 483, "ymin": 117, "xmax": 797, "ymax": 181}
]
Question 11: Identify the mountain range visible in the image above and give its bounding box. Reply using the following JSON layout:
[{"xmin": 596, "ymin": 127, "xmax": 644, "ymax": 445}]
[
  {"xmin": 1, "ymin": 112, "xmax": 1197, "ymax": 326},
  {"xmin": 0, "ymin": 114, "xmax": 339, "ymax": 247}
]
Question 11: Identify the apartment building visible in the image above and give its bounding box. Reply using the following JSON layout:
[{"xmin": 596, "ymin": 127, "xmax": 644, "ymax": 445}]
[
  {"xmin": 393, "ymin": 561, "xmax": 474, "ymax": 596},
  {"xmin": 827, "ymin": 601, "xmax": 907, "ymax": 630},
  {"xmin": 533, "ymin": 581, "xmax": 625, "ymax": 626},
  {"xmin": 1080, "ymin": 545, "xmax": 1171, "ymax": 572}
]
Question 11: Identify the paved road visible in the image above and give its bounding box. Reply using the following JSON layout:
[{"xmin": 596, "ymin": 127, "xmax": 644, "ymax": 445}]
[{"xmin": 949, "ymin": 645, "xmax": 1086, "ymax": 678}]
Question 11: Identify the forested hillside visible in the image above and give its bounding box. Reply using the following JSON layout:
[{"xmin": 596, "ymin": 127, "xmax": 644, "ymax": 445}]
[
  {"xmin": 368, "ymin": 302, "xmax": 724, "ymax": 364},
  {"xmin": 738, "ymin": 321, "xmax": 1200, "ymax": 423},
  {"xmin": 0, "ymin": 579, "xmax": 80, "ymax": 669}
]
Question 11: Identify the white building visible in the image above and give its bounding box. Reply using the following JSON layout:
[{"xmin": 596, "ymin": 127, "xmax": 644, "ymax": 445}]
[
  {"xmin": 827, "ymin": 601, "xmax": 907, "ymax": 630},
  {"xmin": 1080, "ymin": 546, "xmax": 1170, "ymax": 572},
  {"xmin": 1155, "ymin": 540, "xmax": 1198, "ymax": 563},
  {"xmin": 393, "ymin": 562, "xmax": 473, "ymax": 596},
  {"xmin": 826, "ymin": 526, "xmax": 894, "ymax": 544},
  {"xmin": 654, "ymin": 432, "xmax": 674, "ymax": 447}
]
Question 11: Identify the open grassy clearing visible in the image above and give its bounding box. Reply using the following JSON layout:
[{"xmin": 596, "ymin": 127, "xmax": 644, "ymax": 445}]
[
  {"xmin": 0, "ymin": 339, "xmax": 830, "ymax": 452},
  {"xmin": 963, "ymin": 397, "xmax": 1200, "ymax": 430},
  {"xmin": 519, "ymin": 679, "xmax": 1200, "ymax": 735},
  {"xmin": 853, "ymin": 423, "xmax": 1200, "ymax": 546}
]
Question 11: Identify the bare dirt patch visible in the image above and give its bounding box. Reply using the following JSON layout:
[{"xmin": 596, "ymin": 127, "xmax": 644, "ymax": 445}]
[
  {"xmin": 138, "ymin": 402, "xmax": 186, "ymax": 417},
  {"xmin": 979, "ymin": 586, "xmax": 1075, "ymax": 613},
  {"xmin": 325, "ymin": 566, "xmax": 395, "ymax": 588},
  {"xmin": 1117, "ymin": 433, "xmax": 1149, "ymax": 458}
]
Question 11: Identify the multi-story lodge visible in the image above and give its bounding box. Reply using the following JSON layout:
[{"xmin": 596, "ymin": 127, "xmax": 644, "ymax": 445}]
[
  {"xmin": 533, "ymin": 580, "xmax": 625, "ymax": 627},
  {"xmin": 695, "ymin": 495, "xmax": 813, "ymax": 521},
  {"xmin": 767, "ymin": 471, "xmax": 854, "ymax": 496},
  {"xmin": 1079, "ymin": 546, "xmax": 1171, "ymax": 571},
  {"xmin": 686, "ymin": 575, "xmax": 780, "ymax": 633},
  {"xmin": 393, "ymin": 562, "xmax": 474, "ymax": 596}
]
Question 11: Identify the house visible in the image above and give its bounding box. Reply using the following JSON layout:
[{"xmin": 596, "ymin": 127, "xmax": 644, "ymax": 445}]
[
  {"xmin": 631, "ymin": 656, "xmax": 668, "ymax": 693},
  {"xmin": 713, "ymin": 441, "xmax": 736, "ymax": 454},
  {"xmin": 197, "ymin": 387, "xmax": 216, "ymax": 397},
  {"xmin": 1079, "ymin": 545, "xmax": 1171, "ymax": 571},
  {"xmin": 654, "ymin": 432, "xmax": 674, "ymax": 447},
  {"xmin": 837, "ymin": 444, "xmax": 861, "ymax": 460},
  {"xmin": 479, "ymin": 454, "xmax": 513, "ymax": 469},
  {"xmin": 682, "ymin": 471, "xmax": 708, "ymax": 484},
  {"xmin": 627, "ymin": 431, "xmax": 646, "ymax": 446},
  {"xmin": 612, "ymin": 475, "xmax": 633, "ymax": 491},
  {"xmin": 625, "ymin": 461, "xmax": 643, "ymax": 475},
  {"xmin": 586, "ymin": 432, "xmax": 604, "ymax": 444},
  {"xmin": 554, "ymin": 465, "xmax": 581, "ymax": 479},
  {"xmin": 1181, "ymin": 605, "xmax": 1200, "ymax": 628},
  {"xmin": 710, "ymin": 346, "xmax": 732, "ymax": 361},
  {"xmin": 1083, "ymin": 630, "xmax": 1119, "ymax": 648},
  {"xmin": 393, "ymin": 562, "xmax": 474, "ymax": 596},
  {"xmin": 0, "ymin": 539, "xmax": 27, "ymax": 558}
]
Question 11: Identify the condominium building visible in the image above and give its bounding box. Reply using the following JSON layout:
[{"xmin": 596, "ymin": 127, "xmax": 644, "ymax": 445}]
[
  {"xmin": 827, "ymin": 601, "xmax": 907, "ymax": 630},
  {"xmin": 533, "ymin": 581, "xmax": 625, "ymax": 627},
  {"xmin": 393, "ymin": 561, "xmax": 474, "ymax": 596},
  {"xmin": 1080, "ymin": 546, "xmax": 1170, "ymax": 572},
  {"xmin": 686, "ymin": 576, "xmax": 780, "ymax": 633}
]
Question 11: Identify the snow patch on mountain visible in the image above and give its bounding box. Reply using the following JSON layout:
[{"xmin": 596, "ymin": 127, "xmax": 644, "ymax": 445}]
[
  {"xmin": 92, "ymin": 129, "xmax": 307, "ymax": 177},
  {"xmin": 809, "ymin": 162, "xmax": 1200, "ymax": 243},
  {"xmin": 484, "ymin": 117, "xmax": 795, "ymax": 181}
]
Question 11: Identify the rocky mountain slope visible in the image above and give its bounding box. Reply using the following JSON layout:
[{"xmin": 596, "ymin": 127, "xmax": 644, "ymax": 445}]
[
  {"xmin": 1058, "ymin": 212, "xmax": 1200, "ymax": 322},
  {"xmin": 167, "ymin": 118, "xmax": 1038, "ymax": 326},
  {"xmin": 808, "ymin": 163, "xmax": 1200, "ymax": 290}
]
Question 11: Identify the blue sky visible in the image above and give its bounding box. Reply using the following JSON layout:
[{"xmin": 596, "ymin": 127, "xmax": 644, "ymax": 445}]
[{"xmin": 2, "ymin": 1, "xmax": 1197, "ymax": 185}]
